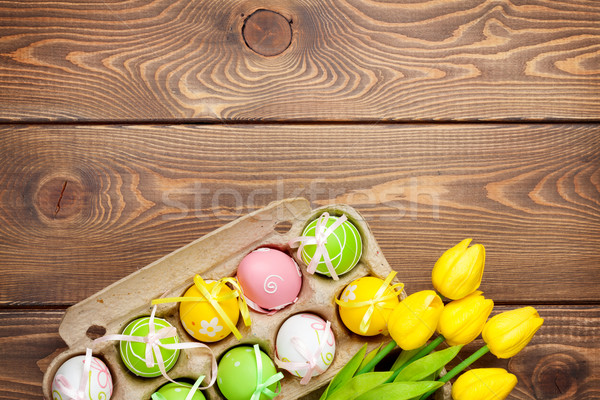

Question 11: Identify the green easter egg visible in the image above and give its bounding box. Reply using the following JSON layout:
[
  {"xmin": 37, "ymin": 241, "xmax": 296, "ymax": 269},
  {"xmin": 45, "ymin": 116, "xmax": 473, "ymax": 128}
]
[
  {"xmin": 152, "ymin": 382, "xmax": 206, "ymax": 400},
  {"xmin": 119, "ymin": 316, "xmax": 180, "ymax": 377},
  {"xmin": 217, "ymin": 346, "xmax": 279, "ymax": 400},
  {"xmin": 301, "ymin": 215, "xmax": 362, "ymax": 277}
]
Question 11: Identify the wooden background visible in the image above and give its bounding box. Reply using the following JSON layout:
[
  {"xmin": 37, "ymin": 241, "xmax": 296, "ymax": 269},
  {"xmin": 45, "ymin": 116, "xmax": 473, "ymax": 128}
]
[{"xmin": 0, "ymin": 0, "xmax": 599, "ymax": 399}]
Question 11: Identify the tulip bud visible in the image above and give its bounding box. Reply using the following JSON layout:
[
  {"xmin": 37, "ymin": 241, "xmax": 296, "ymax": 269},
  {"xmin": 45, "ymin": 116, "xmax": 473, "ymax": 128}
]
[
  {"xmin": 482, "ymin": 306, "xmax": 544, "ymax": 358},
  {"xmin": 451, "ymin": 368, "xmax": 517, "ymax": 400},
  {"xmin": 387, "ymin": 290, "xmax": 443, "ymax": 350},
  {"xmin": 437, "ymin": 291, "xmax": 494, "ymax": 346},
  {"xmin": 432, "ymin": 238, "xmax": 485, "ymax": 300}
]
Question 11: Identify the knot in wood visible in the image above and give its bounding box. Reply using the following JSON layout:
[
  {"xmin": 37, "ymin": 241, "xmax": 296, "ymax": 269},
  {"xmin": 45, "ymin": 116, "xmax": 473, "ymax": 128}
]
[
  {"xmin": 242, "ymin": 10, "xmax": 292, "ymax": 56},
  {"xmin": 532, "ymin": 352, "xmax": 582, "ymax": 398},
  {"xmin": 35, "ymin": 176, "xmax": 84, "ymax": 221}
]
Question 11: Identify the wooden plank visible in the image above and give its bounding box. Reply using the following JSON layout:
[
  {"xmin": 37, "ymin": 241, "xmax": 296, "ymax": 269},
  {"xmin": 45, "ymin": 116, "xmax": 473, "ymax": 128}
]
[
  {"xmin": 450, "ymin": 306, "xmax": 600, "ymax": 400},
  {"xmin": 1, "ymin": 124, "xmax": 598, "ymax": 305},
  {"xmin": 0, "ymin": 0, "xmax": 599, "ymax": 122},
  {"xmin": 0, "ymin": 310, "xmax": 65, "ymax": 399},
  {"xmin": 1, "ymin": 306, "xmax": 597, "ymax": 399}
]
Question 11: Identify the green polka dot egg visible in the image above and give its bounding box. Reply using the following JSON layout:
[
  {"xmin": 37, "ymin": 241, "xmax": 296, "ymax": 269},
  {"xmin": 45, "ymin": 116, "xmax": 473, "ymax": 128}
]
[
  {"xmin": 301, "ymin": 214, "xmax": 362, "ymax": 277},
  {"xmin": 217, "ymin": 346, "xmax": 280, "ymax": 400},
  {"xmin": 151, "ymin": 382, "xmax": 206, "ymax": 400},
  {"xmin": 119, "ymin": 316, "xmax": 180, "ymax": 377}
]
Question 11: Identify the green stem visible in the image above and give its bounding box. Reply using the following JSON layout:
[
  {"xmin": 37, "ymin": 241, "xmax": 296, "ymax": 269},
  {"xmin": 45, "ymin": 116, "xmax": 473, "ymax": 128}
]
[
  {"xmin": 355, "ymin": 340, "xmax": 397, "ymax": 375},
  {"xmin": 386, "ymin": 335, "xmax": 445, "ymax": 383},
  {"xmin": 418, "ymin": 345, "xmax": 490, "ymax": 400}
]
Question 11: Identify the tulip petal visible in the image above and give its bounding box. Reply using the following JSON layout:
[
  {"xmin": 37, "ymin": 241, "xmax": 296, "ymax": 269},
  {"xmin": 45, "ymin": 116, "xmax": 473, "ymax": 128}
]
[
  {"xmin": 432, "ymin": 239, "xmax": 486, "ymax": 300},
  {"xmin": 483, "ymin": 307, "xmax": 544, "ymax": 358},
  {"xmin": 438, "ymin": 292, "xmax": 494, "ymax": 346},
  {"xmin": 388, "ymin": 291, "xmax": 443, "ymax": 350},
  {"xmin": 453, "ymin": 244, "xmax": 485, "ymax": 299},
  {"xmin": 452, "ymin": 368, "xmax": 517, "ymax": 400},
  {"xmin": 432, "ymin": 239, "xmax": 472, "ymax": 294}
]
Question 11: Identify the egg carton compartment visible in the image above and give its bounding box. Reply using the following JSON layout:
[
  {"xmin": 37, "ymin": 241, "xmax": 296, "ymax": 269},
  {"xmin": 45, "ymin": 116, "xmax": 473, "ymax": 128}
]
[{"xmin": 41, "ymin": 198, "xmax": 449, "ymax": 400}]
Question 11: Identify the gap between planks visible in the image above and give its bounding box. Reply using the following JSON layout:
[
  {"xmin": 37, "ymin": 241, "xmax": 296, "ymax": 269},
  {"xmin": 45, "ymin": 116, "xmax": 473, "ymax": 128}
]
[{"xmin": 0, "ymin": 119, "xmax": 600, "ymax": 127}]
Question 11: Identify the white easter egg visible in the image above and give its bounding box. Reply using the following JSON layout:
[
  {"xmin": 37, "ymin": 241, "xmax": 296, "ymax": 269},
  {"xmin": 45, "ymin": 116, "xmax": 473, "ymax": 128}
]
[
  {"xmin": 275, "ymin": 313, "xmax": 335, "ymax": 379},
  {"xmin": 52, "ymin": 355, "xmax": 113, "ymax": 400}
]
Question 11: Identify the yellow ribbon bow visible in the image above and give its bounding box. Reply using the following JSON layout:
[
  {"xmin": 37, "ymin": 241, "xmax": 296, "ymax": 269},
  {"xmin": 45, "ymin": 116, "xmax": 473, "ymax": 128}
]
[
  {"xmin": 152, "ymin": 275, "xmax": 251, "ymax": 340},
  {"xmin": 335, "ymin": 271, "xmax": 403, "ymax": 335}
]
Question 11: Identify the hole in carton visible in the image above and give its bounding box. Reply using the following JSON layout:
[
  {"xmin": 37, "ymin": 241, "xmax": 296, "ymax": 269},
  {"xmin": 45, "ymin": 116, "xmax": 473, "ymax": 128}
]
[
  {"xmin": 274, "ymin": 220, "xmax": 293, "ymax": 234},
  {"xmin": 86, "ymin": 324, "xmax": 106, "ymax": 339}
]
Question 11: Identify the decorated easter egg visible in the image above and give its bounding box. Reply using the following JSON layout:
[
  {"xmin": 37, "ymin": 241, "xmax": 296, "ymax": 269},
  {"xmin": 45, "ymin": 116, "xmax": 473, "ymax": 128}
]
[
  {"xmin": 275, "ymin": 313, "xmax": 335, "ymax": 379},
  {"xmin": 180, "ymin": 280, "xmax": 240, "ymax": 342},
  {"xmin": 217, "ymin": 346, "xmax": 280, "ymax": 400},
  {"xmin": 300, "ymin": 215, "xmax": 362, "ymax": 277},
  {"xmin": 52, "ymin": 355, "xmax": 113, "ymax": 400},
  {"xmin": 237, "ymin": 248, "xmax": 302, "ymax": 312},
  {"xmin": 152, "ymin": 382, "xmax": 206, "ymax": 400},
  {"xmin": 338, "ymin": 276, "xmax": 400, "ymax": 336},
  {"xmin": 119, "ymin": 316, "xmax": 180, "ymax": 377}
]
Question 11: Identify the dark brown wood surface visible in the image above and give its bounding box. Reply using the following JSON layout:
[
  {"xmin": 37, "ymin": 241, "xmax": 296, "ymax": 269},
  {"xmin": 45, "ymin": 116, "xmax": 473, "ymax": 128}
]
[
  {"xmin": 1, "ymin": 0, "xmax": 599, "ymax": 122},
  {"xmin": 1, "ymin": 0, "xmax": 599, "ymax": 399},
  {"xmin": 1, "ymin": 124, "xmax": 599, "ymax": 306},
  {"xmin": 2, "ymin": 307, "xmax": 598, "ymax": 399}
]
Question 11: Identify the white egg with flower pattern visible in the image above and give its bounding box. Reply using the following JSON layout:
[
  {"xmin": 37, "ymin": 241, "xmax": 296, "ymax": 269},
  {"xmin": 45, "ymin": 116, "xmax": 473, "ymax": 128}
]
[
  {"xmin": 52, "ymin": 355, "xmax": 113, "ymax": 400},
  {"xmin": 275, "ymin": 313, "xmax": 335, "ymax": 379}
]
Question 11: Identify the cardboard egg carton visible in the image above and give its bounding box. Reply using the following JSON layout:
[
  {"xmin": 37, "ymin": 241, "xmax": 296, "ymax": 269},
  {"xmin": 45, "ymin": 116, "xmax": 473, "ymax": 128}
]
[{"xmin": 42, "ymin": 198, "xmax": 450, "ymax": 400}]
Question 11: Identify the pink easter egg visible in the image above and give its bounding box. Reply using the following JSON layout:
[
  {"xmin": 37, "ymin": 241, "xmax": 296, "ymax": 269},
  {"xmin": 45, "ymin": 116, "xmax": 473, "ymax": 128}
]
[{"xmin": 237, "ymin": 248, "xmax": 302, "ymax": 312}]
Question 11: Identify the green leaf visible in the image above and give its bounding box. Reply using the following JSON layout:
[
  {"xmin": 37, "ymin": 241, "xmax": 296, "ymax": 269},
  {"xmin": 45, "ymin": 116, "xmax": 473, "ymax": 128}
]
[
  {"xmin": 390, "ymin": 345, "xmax": 426, "ymax": 371},
  {"xmin": 320, "ymin": 344, "xmax": 368, "ymax": 400},
  {"xmin": 355, "ymin": 381, "xmax": 444, "ymax": 400},
  {"xmin": 358, "ymin": 344, "xmax": 383, "ymax": 373},
  {"xmin": 424, "ymin": 366, "xmax": 444, "ymax": 381},
  {"xmin": 394, "ymin": 345, "xmax": 462, "ymax": 382},
  {"xmin": 326, "ymin": 371, "xmax": 394, "ymax": 400}
]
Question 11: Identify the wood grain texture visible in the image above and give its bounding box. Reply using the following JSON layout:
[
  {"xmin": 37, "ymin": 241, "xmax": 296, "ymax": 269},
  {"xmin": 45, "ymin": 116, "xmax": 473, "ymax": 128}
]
[
  {"xmin": 447, "ymin": 306, "xmax": 600, "ymax": 400},
  {"xmin": 0, "ymin": 124, "xmax": 598, "ymax": 305},
  {"xmin": 0, "ymin": 0, "xmax": 599, "ymax": 122},
  {"xmin": 0, "ymin": 306, "xmax": 597, "ymax": 400},
  {"xmin": 0, "ymin": 310, "xmax": 65, "ymax": 400}
]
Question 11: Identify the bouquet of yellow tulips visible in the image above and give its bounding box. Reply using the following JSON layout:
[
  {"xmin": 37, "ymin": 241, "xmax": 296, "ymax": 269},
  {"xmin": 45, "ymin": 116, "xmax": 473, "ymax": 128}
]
[{"xmin": 320, "ymin": 239, "xmax": 544, "ymax": 400}]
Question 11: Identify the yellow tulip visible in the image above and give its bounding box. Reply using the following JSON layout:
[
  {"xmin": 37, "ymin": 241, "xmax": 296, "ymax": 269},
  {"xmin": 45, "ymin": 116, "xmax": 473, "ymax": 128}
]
[
  {"xmin": 452, "ymin": 368, "xmax": 517, "ymax": 400},
  {"xmin": 482, "ymin": 306, "xmax": 544, "ymax": 358},
  {"xmin": 387, "ymin": 290, "xmax": 443, "ymax": 350},
  {"xmin": 432, "ymin": 238, "xmax": 485, "ymax": 300},
  {"xmin": 437, "ymin": 291, "xmax": 494, "ymax": 346}
]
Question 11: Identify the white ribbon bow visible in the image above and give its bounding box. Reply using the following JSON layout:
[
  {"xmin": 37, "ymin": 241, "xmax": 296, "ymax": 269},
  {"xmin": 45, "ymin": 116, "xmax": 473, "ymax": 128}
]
[
  {"xmin": 289, "ymin": 213, "xmax": 348, "ymax": 280},
  {"xmin": 53, "ymin": 348, "xmax": 93, "ymax": 400},
  {"xmin": 275, "ymin": 320, "xmax": 333, "ymax": 385}
]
